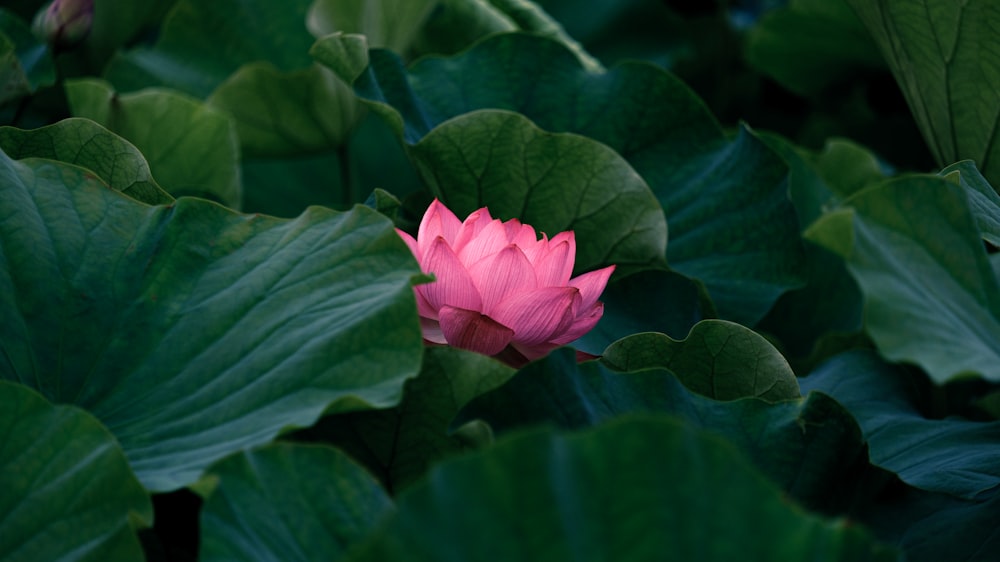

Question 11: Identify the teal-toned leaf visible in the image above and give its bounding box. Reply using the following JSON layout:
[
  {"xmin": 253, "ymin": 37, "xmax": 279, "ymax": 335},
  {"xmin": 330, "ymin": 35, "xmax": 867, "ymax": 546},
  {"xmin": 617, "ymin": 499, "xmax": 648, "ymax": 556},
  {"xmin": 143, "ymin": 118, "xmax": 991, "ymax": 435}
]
[
  {"xmin": 240, "ymin": 112, "xmax": 424, "ymax": 217},
  {"xmin": 456, "ymin": 348, "xmax": 867, "ymax": 514},
  {"xmin": 307, "ymin": 0, "xmax": 437, "ymax": 54},
  {"xmin": 82, "ymin": 0, "xmax": 176, "ymax": 69},
  {"xmin": 408, "ymin": 109, "xmax": 667, "ymax": 276},
  {"xmin": 572, "ymin": 268, "xmax": 714, "ymax": 355},
  {"xmin": 66, "ymin": 78, "xmax": 242, "ymax": 208},
  {"xmin": 802, "ymin": 350, "xmax": 1000, "ymax": 499},
  {"xmin": 409, "ymin": 0, "xmax": 517, "ymax": 57},
  {"xmin": 846, "ymin": 0, "xmax": 1000, "ymax": 187},
  {"xmin": 943, "ymin": 160, "xmax": 1000, "ymax": 247},
  {"xmin": 0, "ymin": 9, "xmax": 55, "ymax": 97},
  {"xmin": 199, "ymin": 442, "xmax": 393, "ymax": 562},
  {"xmin": 747, "ymin": 0, "xmax": 884, "ymax": 95},
  {"xmin": 0, "ymin": 381, "xmax": 152, "ymax": 562},
  {"xmin": 0, "ymin": 117, "xmax": 173, "ymax": 205},
  {"xmin": 805, "ymin": 175, "xmax": 1000, "ymax": 382},
  {"xmin": 348, "ymin": 416, "xmax": 897, "ymax": 562},
  {"xmin": 860, "ymin": 485, "xmax": 1000, "ymax": 562},
  {"xmin": 314, "ymin": 32, "xmax": 806, "ymax": 324},
  {"xmin": 602, "ymin": 320, "xmax": 800, "ymax": 401},
  {"xmin": 104, "ymin": 0, "xmax": 315, "ymax": 98},
  {"xmin": 0, "ymin": 149, "xmax": 424, "ymax": 491},
  {"xmin": 291, "ymin": 346, "xmax": 515, "ymax": 493},
  {"xmin": 206, "ymin": 62, "xmax": 363, "ymax": 157}
]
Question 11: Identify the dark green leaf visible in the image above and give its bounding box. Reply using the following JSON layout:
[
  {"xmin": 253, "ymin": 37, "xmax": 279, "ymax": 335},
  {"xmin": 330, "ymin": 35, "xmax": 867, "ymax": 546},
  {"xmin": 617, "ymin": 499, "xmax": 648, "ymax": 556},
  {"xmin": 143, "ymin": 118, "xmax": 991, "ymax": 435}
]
[
  {"xmin": 0, "ymin": 149, "xmax": 424, "ymax": 491},
  {"xmin": 602, "ymin": 320, "xmax": 799, "ymax": 401},
  {"xmin": 0, "ymin": 381, "xmax": 152, "ymax": 562},
  {"xmin": 291, "ymin": 347, "xmax": 515, "ymax": 494},
  {"xmin": 0, "ymin": 117, "xmax": 173, "ymax": 205},
  {"xmin": 806, "ymin": 175, "xmax": 1000, "ymax": 382},
  {"xmin": 66, "ymin": 78, "xmax": 242, "ymax": 207},
  {"xmin": 348, "ymin": 416, "xmax": 897, "ymax": 562},
  {"xmin": 456, "ymin": 348, "xmax": 864, "ymax": 514},
  {"xmin": 199, "ymin": 442, "xmax": 394, "ymax": 562},
  {"xmin": 104, "ymin": 0, "xmax": 315, "ymax": 97},
  {"xmin": 801, "ymin": 350, "xmax": 1000, "ymax": 499},
  {"xmin": 747, "ymin": 0, "xmax": 884, "ymax": 95},
  {"xmin": 408, "ymin": 109, "xmax": 667, "ymax": 276},
  {"xmin": 846, "ymin": 0, "xmax": 1000, "ymax": 187}
]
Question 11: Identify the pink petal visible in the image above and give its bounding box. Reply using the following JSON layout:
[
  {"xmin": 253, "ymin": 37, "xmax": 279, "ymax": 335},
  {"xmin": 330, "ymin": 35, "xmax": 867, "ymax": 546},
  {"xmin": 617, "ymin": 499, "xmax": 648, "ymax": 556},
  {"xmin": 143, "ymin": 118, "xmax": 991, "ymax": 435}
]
[
  {"xmin": 396, "ymin": 228, "xmax": 421, "ymax": 262},
  {"xmin": 535, "ymin": 232, "xmax": 576, "ymax": 286},
  {"xmin": 412, "ymin": 285, "xmax": 438, "ymax": 319},
  {"xmin": 439, "ymin": 305, "xmax": 515, "ymax": 356},
  {"xmin": 467, "ymin": 244, "xmax": 538, "ymax": 313},
  {"xmin": 569, "ymin": 264, "xmax": 615, "ymax": 310},
  {"xmin": 421, "ymin": 236, "xmax": 483, "ymax": 313},
  {"xmin": 418, "ymin": 199, "xmax": 462, "ymax": 253},
  {"xmin": 452, "ymin": 208, "xmax": 494, "ymax": 254},
  {"xmin": 491, "ymin": 286, "xmax": 581, "ymax": 346},
  {"xmin": 550, "ymin": 301, "xmax": 604, "ymax": 345},
  {"xmin": 509, "ymin": 222, "xmax": 544, "ymax": 263},
  {"xmin": 456, "ymin": 218, "xmax": 509, "ymax": 267}
]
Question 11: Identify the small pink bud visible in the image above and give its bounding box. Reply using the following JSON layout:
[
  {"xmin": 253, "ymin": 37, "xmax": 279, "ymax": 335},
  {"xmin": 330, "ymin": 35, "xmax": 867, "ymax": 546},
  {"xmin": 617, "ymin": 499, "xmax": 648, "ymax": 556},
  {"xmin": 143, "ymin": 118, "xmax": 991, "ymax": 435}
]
[
  {"xmin": 397, "ymin": 199, "xmax": 615, "ymax": 366},
  {"xmin": 33, "ymin": 0, "xmax": 94, "ymax": 49}
]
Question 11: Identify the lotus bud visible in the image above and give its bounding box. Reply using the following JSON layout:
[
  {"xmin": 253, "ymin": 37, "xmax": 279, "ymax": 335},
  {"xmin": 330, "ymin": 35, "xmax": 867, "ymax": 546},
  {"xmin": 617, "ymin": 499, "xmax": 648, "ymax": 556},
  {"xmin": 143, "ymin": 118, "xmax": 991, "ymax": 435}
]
[{"xmin": 33, "ymin": 0, "xmax": 94, "ymax": 49}]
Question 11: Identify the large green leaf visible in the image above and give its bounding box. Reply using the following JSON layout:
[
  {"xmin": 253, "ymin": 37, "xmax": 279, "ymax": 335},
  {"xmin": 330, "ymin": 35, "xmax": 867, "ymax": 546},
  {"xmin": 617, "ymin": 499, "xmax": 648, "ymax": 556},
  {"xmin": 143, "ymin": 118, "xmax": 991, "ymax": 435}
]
[
  {"xmin": 313, "ymin": 32, "xmax": 806, "ymax": 324},
  {"xmin": 846, "ymin": 0, "xmax": 1000, "ymax": 188},
  {"xmin": 199, "ymin": 442, "xmax": 394, "ymax": 562},
  {"xmin": 307, "ymin": 0, "xmax": 437, "ymax": 53},
  {"xmin": 0, "ymin": 149, "xmax": 424, "ymax": 491},
  {"xmin": 806, "ymin": 174, "xmax": 1000, "ymax": 382},
  {"xmin": 0, "ymin": 117, "xmax": 173, "ymax": 205},
  {"xmin": 0, "ymin": 381, "xmax": 152, "ymax": 562},
  {"xmin": 347, "ymin": 416, "xmax": 897, "ymax": 561},
  {"xmin": 104, "ymin": 0, "xmax": 315, "ymax": 98},
  {"xmin": 746, "ymin": 0, "xmax": 884, "ymax": 96},
  {"xmin": 801, "ymin": 350, "xmax": 1000, "ymax": 500},
  {"xmin": 66, "ymin": 79, "xmax": 242, "ymax": 208},
  {"xmin": 408, "ymin": 109, "xmax": 667, "ymax": 276},
  {"xmin": 290, "ymin": 347, "xmax": 515, "ymax": 494},
  {"xmin": 206, "ymin": 62, "xmax": 363, "ymax": 158},
  {"xmin": 456, "ymin": 348, "xmax": 864, "ymax": 514},
  {"xmin": 602, "ymin": 320, "xmax": 800, "ymax": 401}
]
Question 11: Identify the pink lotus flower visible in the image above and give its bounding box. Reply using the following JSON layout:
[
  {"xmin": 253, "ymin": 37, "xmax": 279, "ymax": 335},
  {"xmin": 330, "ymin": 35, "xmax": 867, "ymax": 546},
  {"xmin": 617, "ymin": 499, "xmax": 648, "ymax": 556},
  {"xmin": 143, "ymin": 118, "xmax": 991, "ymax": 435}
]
[{"xmin": 397, "ymin": 199, "xmax": 615, "ymax": 365}]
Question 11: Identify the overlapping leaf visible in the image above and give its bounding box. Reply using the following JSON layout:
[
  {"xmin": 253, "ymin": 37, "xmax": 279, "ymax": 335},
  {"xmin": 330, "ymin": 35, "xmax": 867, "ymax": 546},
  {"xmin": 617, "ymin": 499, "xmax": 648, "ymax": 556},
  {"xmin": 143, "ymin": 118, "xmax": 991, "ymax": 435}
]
[
  {"xmin": 806, "ymin": 173, "xmax": 1000, "ymax": 382},
  {"xmin": 456, "ymin": 348, "xmax": 864, "ymax": 513},
  {"xmin": 0, "ymin": 118, "xmax": 173, "ymax": 205},
  {"xmin": 602, "ymin": 320, "xmax": 799, "ymax": 401},
  {"xmin": 199, "ymin": 443, "xmax": 394, "ymax": 562},
  {"xmin": 348, "ymin": 416, "xmax": 896, "ymax": 561},
  {"xmin": 0, "ymin": 9, "xmax": 54, "ymax": 104},
  {"xmin": 802, "ymin": 350, "xmax": 1000, "ymax": 499},
  {"xmin": 0, "ymin": 149, "xmax": 424, "ymax": 491},
  {"xmin": 291, "ymin": 347, "xmax": 515, "ymax": 494},
  {"xmin": 314, "ymin": 31, "xmax": 806, "ymax": 324},
  {"xmin": 0, "ymin": 381, "xmax": 152, "ymax": 562},
  {"xmin": 66, "ymin": 79, "xmax": 242, "ymax": 207}
]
